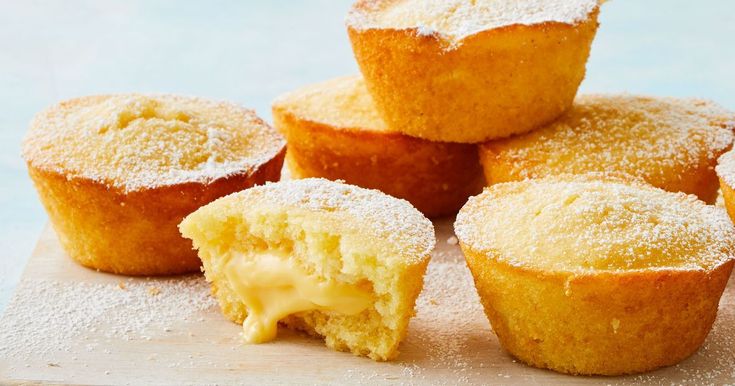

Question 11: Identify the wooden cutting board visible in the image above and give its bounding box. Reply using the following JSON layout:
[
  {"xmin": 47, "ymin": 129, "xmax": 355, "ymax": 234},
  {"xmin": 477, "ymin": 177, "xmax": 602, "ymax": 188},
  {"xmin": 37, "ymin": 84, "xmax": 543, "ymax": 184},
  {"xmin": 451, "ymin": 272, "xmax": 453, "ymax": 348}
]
[{"xmin": 1, "ymin": 220, "xmax": 733, "ymax": 385}]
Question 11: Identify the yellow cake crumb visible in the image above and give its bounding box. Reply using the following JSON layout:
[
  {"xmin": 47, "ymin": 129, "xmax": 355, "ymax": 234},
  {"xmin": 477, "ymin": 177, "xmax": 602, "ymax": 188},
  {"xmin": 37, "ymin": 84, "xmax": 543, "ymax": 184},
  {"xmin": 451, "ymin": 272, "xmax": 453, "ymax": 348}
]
[{"xmin": 179, "ymin": 178, "xmax": 435, "ymax": 360}]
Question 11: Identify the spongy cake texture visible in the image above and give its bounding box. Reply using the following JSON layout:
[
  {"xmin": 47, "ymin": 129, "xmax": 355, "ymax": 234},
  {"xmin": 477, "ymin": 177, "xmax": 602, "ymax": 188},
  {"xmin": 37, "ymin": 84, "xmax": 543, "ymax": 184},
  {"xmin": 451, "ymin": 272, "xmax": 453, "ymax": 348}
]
[
  {"xmin": 179, "ymin": 178, "xmax": 435, "ymax": 360},
  {"xmin": 23, "ymin": 94, "xmax": 285, "ymax": 192},
  {"xmin": 480, "ymin": 95, "xmax": 734, "ymax": 203},
  {"xmin": 455, "ymin": 174, "xmax": 735, "ymax": 375}
]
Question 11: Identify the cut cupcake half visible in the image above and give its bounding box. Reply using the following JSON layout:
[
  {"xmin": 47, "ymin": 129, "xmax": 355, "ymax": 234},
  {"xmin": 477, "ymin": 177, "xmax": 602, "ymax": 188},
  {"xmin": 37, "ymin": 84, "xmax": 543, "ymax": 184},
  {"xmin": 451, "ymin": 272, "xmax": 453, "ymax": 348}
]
[{"xmin": 179, "ymin": 178, "xmax": 435, "ymax": 361}]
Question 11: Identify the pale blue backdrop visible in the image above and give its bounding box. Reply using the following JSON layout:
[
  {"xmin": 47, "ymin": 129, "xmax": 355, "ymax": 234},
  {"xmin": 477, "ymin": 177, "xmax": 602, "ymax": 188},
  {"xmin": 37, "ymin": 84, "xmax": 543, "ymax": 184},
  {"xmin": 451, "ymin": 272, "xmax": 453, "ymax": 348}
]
[{"xmin": 1, "ymin": 1, "xmax": 734, "ymax": 311}]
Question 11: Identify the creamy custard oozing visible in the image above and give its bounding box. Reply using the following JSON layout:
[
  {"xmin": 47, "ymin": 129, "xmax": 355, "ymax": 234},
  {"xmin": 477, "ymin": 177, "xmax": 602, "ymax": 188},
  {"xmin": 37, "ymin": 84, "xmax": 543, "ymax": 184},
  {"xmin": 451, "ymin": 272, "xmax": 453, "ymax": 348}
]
[{"xmin": 224, "ymin": 252, "xmax": 374, "ymax": 343}]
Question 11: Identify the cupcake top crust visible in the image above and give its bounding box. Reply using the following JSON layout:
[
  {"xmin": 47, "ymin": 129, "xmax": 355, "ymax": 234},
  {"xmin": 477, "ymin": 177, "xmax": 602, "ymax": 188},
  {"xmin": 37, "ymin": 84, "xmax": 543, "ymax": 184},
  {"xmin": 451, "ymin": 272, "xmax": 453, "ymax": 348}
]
[
  {"xmin": 347, "ymin": 0, "xmax": 600, "ymax": 44},
  {"xmin": 23, "ymin": 94, "xmax": 285, "ymax": 192},
  {"xmin": 182, "ymin": 178, "xmax": 435, "ymax": 265},
  {"xmin": 483, "ymin": 95, "xmax": 735, "ymax": 183},
  {"xmin": 272, "ymin": 76, "xmax": 389, "ymax": 133},
  {"xmin": 455, "ymin": 174, "xmax": 735, "ymax": 273}
]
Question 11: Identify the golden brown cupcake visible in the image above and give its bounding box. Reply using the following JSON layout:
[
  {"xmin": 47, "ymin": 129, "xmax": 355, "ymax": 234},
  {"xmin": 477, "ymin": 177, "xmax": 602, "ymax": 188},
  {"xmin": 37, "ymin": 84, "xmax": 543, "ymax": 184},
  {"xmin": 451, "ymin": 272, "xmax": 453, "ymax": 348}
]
[
  {"xmin": 23, "ymin": 94, "xmax": 285, "ymax": 275},
  {"xmin": 347, "ymin": 0, "xmax": 601, "ymax": 143},
  {"xmin": 455, "ymin": 173, "xmax": 735, "ymax": 375},
  {"xmin": 480, "ymin": 95, "xmax": 735, "ymax": 203},
  {"xmin": 272, "ymin": 76, "xmax": 484, "ymax": 217},
  {"xmin": 179, "ymin": 178, "xmax": 435, "ymax": 360}
]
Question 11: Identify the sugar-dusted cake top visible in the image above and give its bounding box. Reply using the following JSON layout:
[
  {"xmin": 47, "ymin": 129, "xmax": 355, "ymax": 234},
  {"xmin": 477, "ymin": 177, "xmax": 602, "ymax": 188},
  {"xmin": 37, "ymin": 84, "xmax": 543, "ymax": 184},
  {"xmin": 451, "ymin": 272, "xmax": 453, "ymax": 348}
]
[
  {"xmin": 484, "ymin": 94, "xmax": 735, "ymax": 183},
  {"xmin": 347, "ymin": 0, "xmax": 600, "ymax": 44},
  {"xmin": 455, "ymin": 174, "xmax": 735, "ymax": 273},
  {"xmin": 272, "ymin": 76, "xmax": 388, "ymax": 132},
  {"xmin": 23, "ymin": 94, "xmax": 285, "ymax": 192},
  {"xmin": 183, "ymin": 178, "xmax": 435, "ymax": 265}
]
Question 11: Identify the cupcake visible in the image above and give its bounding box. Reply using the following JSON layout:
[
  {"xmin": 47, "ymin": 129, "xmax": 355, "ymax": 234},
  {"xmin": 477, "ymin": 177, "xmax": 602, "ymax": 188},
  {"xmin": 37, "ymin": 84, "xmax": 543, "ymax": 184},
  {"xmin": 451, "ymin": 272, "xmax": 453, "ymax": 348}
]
[
  {"xmin": 23, "ymin": 94, "xmax": 285, "ymax": 275},
  {"xmin": 347, "ymin": 0, "xmax": 601, "ymax": 143},
  {"xmin": 179, "ymin": 178, "xmax": 435, "ymax": 360},
  {"xmin": 455, "ymin": 174, "xmax": 735, "ymax": 375}
]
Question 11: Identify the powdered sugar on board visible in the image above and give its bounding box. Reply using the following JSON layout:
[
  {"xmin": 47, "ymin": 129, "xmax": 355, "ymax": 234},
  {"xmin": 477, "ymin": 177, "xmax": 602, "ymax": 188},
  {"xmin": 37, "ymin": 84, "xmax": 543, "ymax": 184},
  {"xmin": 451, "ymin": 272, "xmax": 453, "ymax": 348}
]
[
  {"xmin": 0, "ymin": 276, "xmax": 217, "ymax": 362},
  {"xmin": 1, "ymin": 220, "xmax": 733, "ymax": 385}
]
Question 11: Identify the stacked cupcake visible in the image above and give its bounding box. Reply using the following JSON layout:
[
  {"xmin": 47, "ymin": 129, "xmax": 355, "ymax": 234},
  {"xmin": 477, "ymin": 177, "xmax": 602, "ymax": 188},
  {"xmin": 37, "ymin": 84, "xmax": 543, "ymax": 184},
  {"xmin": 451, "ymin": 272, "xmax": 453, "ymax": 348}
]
[
  {"xmin": 273, "ymin": 0, "xmax": 601, "ymax": 217},
  {"xmin": 275, "ymin": 0, "xmax": 735, "ymax": 216}
]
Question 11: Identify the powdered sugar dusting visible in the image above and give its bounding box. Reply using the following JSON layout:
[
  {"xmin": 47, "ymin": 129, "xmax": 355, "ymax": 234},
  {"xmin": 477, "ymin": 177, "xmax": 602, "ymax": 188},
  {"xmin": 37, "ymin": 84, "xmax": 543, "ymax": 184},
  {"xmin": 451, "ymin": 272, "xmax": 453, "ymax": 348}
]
[
  {"xmin": 22, "ymin": 94, "xmax": 285, "ymax": 193},
  {"xmin": 0, "ymin": 276, "xmax": 217, "ymax": 361},
  {"xmin": 184, "ymin": 178, "xmax": 436, "ymax": 263},
  {"xmin": 347, "ymin": 0, "xmax": 599, "ymax": 47},
  {"xmin": 483, "ymin": 95, "xmax": 735, "ymax": 193},
  {"xmin": 455, "ymin": 174, "xmax": 735, "ymax": 273},
  {"xmin": 272, "ymin": 75, "xmax": 390, "ymax": 133},
  {"xmin": 397, "ymin": 259, "xmax": 488, "ymax": 383}
]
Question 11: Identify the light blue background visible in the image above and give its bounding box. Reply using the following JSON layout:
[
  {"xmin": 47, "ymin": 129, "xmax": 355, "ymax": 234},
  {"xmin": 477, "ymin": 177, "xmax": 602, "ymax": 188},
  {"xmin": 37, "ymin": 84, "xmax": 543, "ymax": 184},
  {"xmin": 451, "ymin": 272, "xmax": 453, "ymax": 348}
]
[{"xmin": 1, "ymin": 1, "xmax": 734, "ymax": 312}]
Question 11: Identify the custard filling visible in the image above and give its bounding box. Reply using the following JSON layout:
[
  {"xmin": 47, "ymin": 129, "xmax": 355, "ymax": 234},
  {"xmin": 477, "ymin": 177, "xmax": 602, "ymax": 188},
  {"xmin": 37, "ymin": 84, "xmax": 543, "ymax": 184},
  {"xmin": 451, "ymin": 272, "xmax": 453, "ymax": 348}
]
[{"xmin": 224, "ymin": 251, "xmax": 373, "ymax": 343}]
